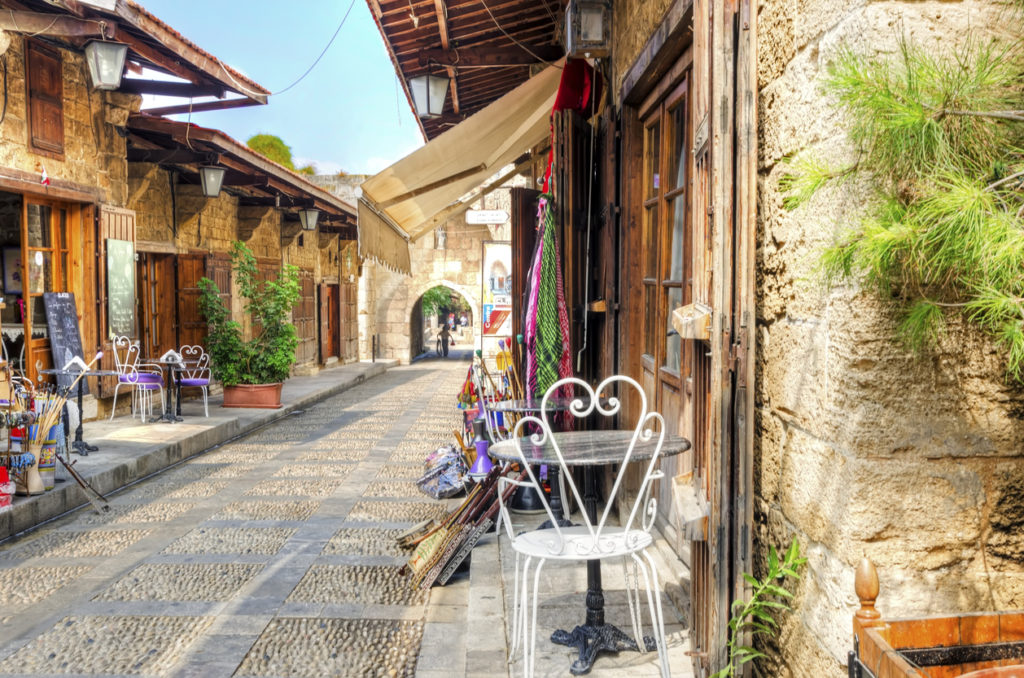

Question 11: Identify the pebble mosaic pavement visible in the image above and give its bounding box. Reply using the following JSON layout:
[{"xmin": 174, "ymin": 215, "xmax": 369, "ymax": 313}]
[{"xmin": 0, "ymin": 362, "xmax": 469, "ymax": 676}]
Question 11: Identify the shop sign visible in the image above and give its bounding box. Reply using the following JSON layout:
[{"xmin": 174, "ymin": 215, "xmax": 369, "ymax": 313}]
[{"xmin": 466, "ymin": 209, "xmax": 509, "ymax": 225}]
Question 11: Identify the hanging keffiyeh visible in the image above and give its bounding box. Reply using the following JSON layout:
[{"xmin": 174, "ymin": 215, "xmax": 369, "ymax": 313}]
[{"xmin": 525, "ymin": 195, "xmax": 574, "ymax": 408}]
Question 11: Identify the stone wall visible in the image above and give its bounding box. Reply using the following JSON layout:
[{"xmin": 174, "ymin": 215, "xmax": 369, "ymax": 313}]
[
  {"xmin": 756, "ymin": 2, "xmax": 1020, "ymax": 675},
  {"xmin": 354, "ymin": 184, "xmax": 525, "ymax": 364},
  {"xmin": 0, "ymin": 32, "xmax": 139, "ymax": 206},
  {"xmin": 610, "ymin": 0, "xmax": 676, "ymax": 100}
]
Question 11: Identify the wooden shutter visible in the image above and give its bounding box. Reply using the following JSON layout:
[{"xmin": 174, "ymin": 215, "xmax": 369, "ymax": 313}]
[
  {"xmin": 341, "ymin": 280, "xmax": 358, "ymax": 361},
  {"xmin": 25, "ymin": 40, "xmax": 64, "ymax": 157},
  {"xmin": 292, "ymin": 270, "xmax": 316, "ymax": 365}
]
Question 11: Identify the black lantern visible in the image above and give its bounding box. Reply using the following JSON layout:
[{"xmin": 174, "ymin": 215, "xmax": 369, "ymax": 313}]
[
  {"xmin": 565, "ymin": 0, "xmax": 611, "ymax": 58},
  {"xmin": 84, "ymin": 40, "xmax": 128, "ymax": 90},
  {"xmin": 199, "ymin": 165, "xmax": 225, "ymax": 198},
  {"xmin": 298, "ymin": 208, "xmax": 320, "ymax": 231}
]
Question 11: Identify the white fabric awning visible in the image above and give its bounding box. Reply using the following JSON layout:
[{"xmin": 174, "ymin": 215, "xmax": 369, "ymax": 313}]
[{"xmin": 358, "ymin": 61, "xmax": 562, "ymax": 274}]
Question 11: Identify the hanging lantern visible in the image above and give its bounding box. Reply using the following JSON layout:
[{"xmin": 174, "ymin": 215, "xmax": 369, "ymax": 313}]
[
  {"xmin": 565, "ymin": 0, "xmax": 611, "ymax": 58},
  {"xmin": 84, "ymin": 40, "xmax": 128, "ymax": 90},
  {"xmin": 198, "ymin": 165, "xmax": 225, "ymax": 198},
  {"xmin": 298, "ymin": 208, "xmax": 320, "ymax": 231},
  {"xmin": 408, "ymin": 72, "xmax": 450, "ymax": 118}
]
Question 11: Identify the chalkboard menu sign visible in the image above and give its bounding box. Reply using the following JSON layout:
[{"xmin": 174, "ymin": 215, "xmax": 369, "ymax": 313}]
[
  {"xmin": 106, "ymin": 239, "xmax": 135, "ymax": 339},
  {"xmin": 43, "ymin": 292, "xmax": 88, "ymax": 394}
]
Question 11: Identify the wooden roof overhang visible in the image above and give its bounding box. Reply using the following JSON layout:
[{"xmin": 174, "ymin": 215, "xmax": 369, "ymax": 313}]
[
  {"xmin": 126, "ymin": 114, "xmax": 358, "ymax": 240},
  {"xmin": 0, "ymin": 0, "xmax": 269, "ymax": 114},
  {"xmin": 367, "ymin": 0, "xmax": 566, "ymax": 140}
]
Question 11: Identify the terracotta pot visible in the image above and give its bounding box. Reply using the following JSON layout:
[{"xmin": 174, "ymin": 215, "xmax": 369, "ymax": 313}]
[
  {"xmin": 961, "ymin": 668, "xmax": 1024, "ymax": 678},
  {"xmin": 222, "ymin": 383, "xmax": 283, "ymax": 409}
]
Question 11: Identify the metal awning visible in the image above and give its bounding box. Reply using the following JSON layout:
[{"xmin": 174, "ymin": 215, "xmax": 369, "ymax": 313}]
[{"xmin": 358, "ymin": 61, "xmax": 562, "ymax": 274}]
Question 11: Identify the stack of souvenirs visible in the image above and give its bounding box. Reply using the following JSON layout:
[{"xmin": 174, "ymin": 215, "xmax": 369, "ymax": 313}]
[{"xmin": 401, "ymin": 345, "xmax": 530, "ymax": 589}]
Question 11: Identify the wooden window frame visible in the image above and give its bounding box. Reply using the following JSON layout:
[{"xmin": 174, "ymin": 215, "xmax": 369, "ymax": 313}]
[{"xmin": 25, "ymin": 39, "xmax": 65, "ymax": 160}]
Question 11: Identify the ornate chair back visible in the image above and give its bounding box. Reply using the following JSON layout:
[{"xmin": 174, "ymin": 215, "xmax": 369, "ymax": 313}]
[
  {"xmin": 111, "ymin": 335, "xmax": 143, "ymax": 382},
  {"xmin": 178, "ymin": 345, "xmax": 210, "ymax": 382},
  {"xmin": 506, "ymin": 375, "xmax": 666, "ymax": 556}
]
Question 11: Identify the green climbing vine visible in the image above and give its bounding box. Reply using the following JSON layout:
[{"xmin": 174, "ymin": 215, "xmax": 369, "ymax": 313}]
[{"xmin": 782, "ymin": 28, "xmax": 1024, "ymax": 382}]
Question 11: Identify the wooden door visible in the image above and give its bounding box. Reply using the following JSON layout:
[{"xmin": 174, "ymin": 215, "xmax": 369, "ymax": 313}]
[
  {"xmin": 341, "ymin": 280, "xmax": 357, "ymax": 361},
  {"xmin": 293, "ymin": 270, "xmax": 316, "ymax": 365},
  {"xmin": 22, "ymin": 199, "xmax": 73, "ymax": 382},
  {"xmin": 137, "ymin": 253, "xmax": 175, "ymax": 359},
  {"xmin": 94, "ymin": 205, "xmax": 136, "ymax": 396},
  {"xmin": 327, "ymin": 284, "xmax": 340, "ymax": 359},
  {"xmin": 175, "ymin": 253, "xmax": 207, "ymax": 350}
]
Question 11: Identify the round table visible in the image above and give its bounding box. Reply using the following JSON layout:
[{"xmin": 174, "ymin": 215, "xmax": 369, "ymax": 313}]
[
  {"xmin": 491, "ymin": 397, "xmax": 576, "ymax": 521},
  {"xmin": 490, "ymin": 429, "xmax": 691, "ymax": 675},
  {"xmin": 38, "ymin": 368, "xmax": 120, "ymax": 455}
]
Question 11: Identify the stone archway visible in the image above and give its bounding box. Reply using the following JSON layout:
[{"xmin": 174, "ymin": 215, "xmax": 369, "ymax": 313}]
[{"xmin": 394, "ymin": 279, "xmax": 480, "ymax": 363}]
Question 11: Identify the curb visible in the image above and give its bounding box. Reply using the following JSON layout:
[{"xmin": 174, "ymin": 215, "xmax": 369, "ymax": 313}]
[{"xmin": 0, "ymin": 361, "xmax": 395, "ymax": 542}]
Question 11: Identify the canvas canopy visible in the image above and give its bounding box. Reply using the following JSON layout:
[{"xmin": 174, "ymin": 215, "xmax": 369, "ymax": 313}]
[{"xmin": 358, "ymin": 61, "xmax": 562, "ymax": 274}]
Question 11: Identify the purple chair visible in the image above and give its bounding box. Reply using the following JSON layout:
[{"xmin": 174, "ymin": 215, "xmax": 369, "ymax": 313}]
[
  {"xmin": 179, "ymin": 345, "xmax": 211, "ymax": 417},
  {"xmin": 109, "ymin": 336, "xmax": 163, "ymax": 422}
]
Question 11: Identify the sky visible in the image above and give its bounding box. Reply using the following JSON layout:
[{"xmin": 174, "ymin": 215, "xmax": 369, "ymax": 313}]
[{"xmin": 137, "ymin": 0, "xmax": 425, "ymax": 176}]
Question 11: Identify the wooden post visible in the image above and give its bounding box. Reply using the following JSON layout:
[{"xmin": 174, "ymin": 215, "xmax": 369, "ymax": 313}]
[{"xmin": 855, "ymin": 557, "xmax": 884, "ymax": 628}]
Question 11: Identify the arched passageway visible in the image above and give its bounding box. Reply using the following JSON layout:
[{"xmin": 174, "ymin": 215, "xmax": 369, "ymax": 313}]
[{"xmin": 410, "ymin": 285, "xmax": 475, "ymax": 359}]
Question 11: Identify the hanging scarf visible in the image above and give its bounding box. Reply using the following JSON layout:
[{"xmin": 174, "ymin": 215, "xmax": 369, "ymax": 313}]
[{"xmin": 527, "ymin": 195, "xmax": 574, "ymax": 411}]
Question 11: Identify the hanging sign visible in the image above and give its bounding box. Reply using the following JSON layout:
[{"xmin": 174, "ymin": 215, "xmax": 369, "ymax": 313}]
[{"xmin": 466, "ymin": 209, "xmax": 509, "ymax": 225}]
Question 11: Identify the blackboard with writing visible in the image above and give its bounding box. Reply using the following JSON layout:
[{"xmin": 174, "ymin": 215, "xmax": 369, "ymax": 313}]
[
  {"xmin": 106, "ymin": 239, "xmax": 135, "ymax": 339},
  {"xmin": 43, "ymin": 292, "xmax": 88, "ymax": 394}
]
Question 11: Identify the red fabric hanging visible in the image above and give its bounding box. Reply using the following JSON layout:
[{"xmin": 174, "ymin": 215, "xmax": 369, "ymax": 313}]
[{"xmin": 542, "ymin": 59, "xmax": 603, "ymax": 194}]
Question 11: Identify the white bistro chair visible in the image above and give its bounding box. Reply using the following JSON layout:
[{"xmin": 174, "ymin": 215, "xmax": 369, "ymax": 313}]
[
  {"xmin": 178, "ymin": 345, "xmax": 211, "ymax": 417},
  {"xmin": 497, "ymin": 375, "xmax": 670, "ymax": 678},
  {"xmin": 109, "ymin": 336, "xmax": 164, "ymax": 422}
]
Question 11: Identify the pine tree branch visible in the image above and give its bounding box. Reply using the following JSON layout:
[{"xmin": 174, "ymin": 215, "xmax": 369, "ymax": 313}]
[{"xmin": 942, "ymin": 109, "xmax": 1024, "ymax": 122}]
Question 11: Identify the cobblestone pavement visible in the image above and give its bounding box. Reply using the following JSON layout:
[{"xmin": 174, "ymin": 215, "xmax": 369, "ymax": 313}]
[{"xmin": 0, "ymin": 361, "xmax": 469, "ymax": 677}]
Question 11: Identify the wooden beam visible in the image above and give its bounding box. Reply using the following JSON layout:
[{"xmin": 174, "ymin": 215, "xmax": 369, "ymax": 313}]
[
  {"xmin": 377, "ymin": 163, "xmax": 487, "ymax": 210},
  {"xmin": 418, "ymin": 45, "xmax": 564, "ymax": 68},
  {"xmin": 126, "ymin": 148, "xmax": 209, "ymax": 164},
  {"xmin": 368, "ymin": 0, "xmax": 383, "ymax": 19},
  {"xmin": 119, "ymin": 79, "xmax": 225, "ymax": 98},
  {"xmin": 0, "ymin": 10, "xmax": 113, "ymax": 37},
  {"xmin": 141, "ymin": 97, "xmax": 262, "ymax": 116},
  {"xmin": 113, "ymin": 28, "xmax": 205, "ymax": 85},
  {"xmin": 432, "ymin": 0, "xmax": 460, "ymax": 115}
]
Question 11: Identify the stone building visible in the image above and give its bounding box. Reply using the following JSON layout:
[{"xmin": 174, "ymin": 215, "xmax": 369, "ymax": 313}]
[
  {"xmin": 362, "ymin": 0, "xmax": 1023, "ymax": 675},
  {"xmin": 0, "ymin": 0, "xmax": 359, "ymax": 417}
]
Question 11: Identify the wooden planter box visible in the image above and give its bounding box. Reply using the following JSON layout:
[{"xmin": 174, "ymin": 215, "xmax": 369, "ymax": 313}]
[{"xmin": 852, "ymin": 560, "xmax": 1024, "ymax": 677}]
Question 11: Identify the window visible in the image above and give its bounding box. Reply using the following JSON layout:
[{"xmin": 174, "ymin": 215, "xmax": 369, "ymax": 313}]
[
  {"xmin": 640, "ymin": 77, "xmax": 690, "ymax": 374},
  {"xmin": 25, "ymin": 40, "xmax": 64, "ymax": 158}
]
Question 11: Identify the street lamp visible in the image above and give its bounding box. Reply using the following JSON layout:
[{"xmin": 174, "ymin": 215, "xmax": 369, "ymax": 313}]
[
  {"xmin": 408, "ymin": 71, "xmax": 450, "ymax": 119},
  {"xmin": 198, "ymin": 165, "xmax": 225, "ymax": 198},
  {"xmin": 298, "ymin": 208, "xmax": 320, "ymax": 231},
  {"xmin": 565, "ymin": 0, "xmax": 611, "ymax": 58},
  {"xmin": 84, "ymin": 40, "xmax": 129, "ymax": 90}
]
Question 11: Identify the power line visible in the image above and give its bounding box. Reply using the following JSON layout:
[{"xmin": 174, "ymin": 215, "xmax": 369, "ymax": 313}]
[{"xmin": 215, "ymin": 0, "xmax": 357, "ymax": 99}]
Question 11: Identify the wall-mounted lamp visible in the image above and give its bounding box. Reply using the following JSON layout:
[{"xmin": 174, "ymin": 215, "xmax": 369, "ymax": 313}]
[
  {"xmin": 199, "ymin": 165, "xmax": 225, "ymax": 198},
  {"xmin": 408, "ymin": 66, "xmax": 450, "ymax": 119},
  {"xmin": 565, "ymin": 0, "xmax": 611, "ymax": 58},
  {"xmin": 84, "ymin": 40, "xmax": 128, "ymax": 90},
  {"xmin": 298, "ymin": 208, "xmax": 320, "ymax": 231}
]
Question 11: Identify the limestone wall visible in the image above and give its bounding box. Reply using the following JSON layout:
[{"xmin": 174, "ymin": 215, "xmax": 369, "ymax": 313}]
[
  {"xmin": 0, "ymin": 33, "xmax": 139, "ymax": 206},
  {"xmin": 756, "ymin": 2, "xmax": 1021, "ymax": 675},
  {"xmin": 610, "ymin": 0, "xmax": 676, "ymax": 99}
]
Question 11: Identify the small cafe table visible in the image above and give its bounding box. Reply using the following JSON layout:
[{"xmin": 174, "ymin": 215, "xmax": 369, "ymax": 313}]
[
  {"xmin": 490, "ymin": 429, "xmax": 691, "ymax": 675},
  {"xmin": 491, "ymin": 397, "xmax": 575, "ymax": 524},
  {"xmin": 39, "ymin": 367, "xmax": 120, "ymax": 456},
  {"xmin": 147, "ymin": 355, "xmax": 184, "ymax": 424}
]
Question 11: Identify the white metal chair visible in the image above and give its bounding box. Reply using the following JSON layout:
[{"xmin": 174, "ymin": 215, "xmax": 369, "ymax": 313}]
[
  {"xmin": 498, "ymin": 375, "xmax": 670, "ymax": 678},
  {"xmin": 178, "ymin": 345, "xmax": 211, "ymax": 417},
  {"xmin": 109, "ymin": 336, "xmax": 163, "ymax": 422}
]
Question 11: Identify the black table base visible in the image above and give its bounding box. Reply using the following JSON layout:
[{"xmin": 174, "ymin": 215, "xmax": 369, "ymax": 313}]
[
  {"xmin": 552, "ymin": 624, "xmax": 657, "ymax": 675},
  {"xmin": 151, "ymin": 363, "xmax": 182, "ymax": 424}
]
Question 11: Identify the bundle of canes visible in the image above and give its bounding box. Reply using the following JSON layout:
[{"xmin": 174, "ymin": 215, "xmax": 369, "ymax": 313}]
[{"xmin": 31, "ymin": 351, "xmax": 103, "ymax": 445}]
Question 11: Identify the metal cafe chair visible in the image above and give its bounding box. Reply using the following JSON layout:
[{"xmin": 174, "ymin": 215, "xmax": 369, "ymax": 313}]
[
  {"xmin": 109, "ymin": 335, "xmax": 164, "ymax": 422},
  {"xmin": 178, "ymin": 345, "xmax": 211, "ymax": 417},
  {"xmin": 497, "ymin": 375, "xmax": 670, "ymax": 678}
]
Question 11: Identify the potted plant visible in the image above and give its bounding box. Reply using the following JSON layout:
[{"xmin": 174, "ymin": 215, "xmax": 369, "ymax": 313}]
[{"xmin": 198, "ymin": 241, "xmax": 301, "ymax": 408}]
